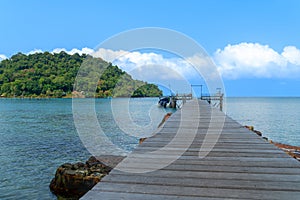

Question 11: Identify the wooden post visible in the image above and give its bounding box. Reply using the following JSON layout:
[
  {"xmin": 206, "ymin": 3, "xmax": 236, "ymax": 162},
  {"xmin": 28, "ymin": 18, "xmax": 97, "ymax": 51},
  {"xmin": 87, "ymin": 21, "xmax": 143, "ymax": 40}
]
[{"xmin": 220, "ymin": 94, "xmax": 223, "ymax": 112}]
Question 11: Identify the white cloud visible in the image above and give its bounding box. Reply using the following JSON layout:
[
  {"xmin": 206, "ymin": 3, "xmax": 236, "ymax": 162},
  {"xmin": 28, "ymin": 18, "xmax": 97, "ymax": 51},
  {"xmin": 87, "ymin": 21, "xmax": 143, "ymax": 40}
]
[
  {"xmin": 52, "ymin": 48, "xmax": 67, "ymax": 54},
  {"xmin": 0, "ymin": 54, "xmax": 7, "ymax": 61},
  {"xmin": 5, "ymin": 42, "xmax": 300, "ymax": 81},
  {"xmin": 214, "ymin": 43, "xmax": 300, "ymax": 79},
  {"xmin": 52, "ymin": 47, "xmax": 94, "ymax": 55},
  {"xmin": 89, "ymin": 48, "xmax": 210, "ymax": 93},
  {"xmin": 282, "ymin": 46, "xmax": 300, "ymax": 65},
  {"xmin": 91, "ymin": 48, "xmax": 202, "ymax": 81},
  {"xmin": 27, "ymin": 49, "xmax": 43, "ymax": 55},
  {"xmin": 70, "ymin": 47, "xmax": 94, "ymax": 55},
  {"xmin": 186, "ymin": 53, "xmax": 221, "ymax": 80},
  {"xmin": 91, "ymin": 48, "xmax": 128, "ymax": 63}
]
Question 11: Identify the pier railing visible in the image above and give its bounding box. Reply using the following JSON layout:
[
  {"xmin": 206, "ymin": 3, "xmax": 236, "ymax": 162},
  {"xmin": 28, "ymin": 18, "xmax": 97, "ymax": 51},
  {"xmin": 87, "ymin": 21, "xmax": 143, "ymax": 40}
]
[
  {"xmin": 175, "ymin": 93, "xmax": 192, "ymax": 100},
  {"xmin": 200, "ymin": 93, "xmax": 224, "ymax": 111}
]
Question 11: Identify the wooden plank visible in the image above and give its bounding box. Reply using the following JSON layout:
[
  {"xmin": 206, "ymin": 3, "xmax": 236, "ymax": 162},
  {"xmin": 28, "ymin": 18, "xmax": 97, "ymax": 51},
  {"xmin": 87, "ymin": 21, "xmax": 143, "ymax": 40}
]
[
  {"xmin": 108, "ymin": 157, "xmax": 299, "ymax": 168},
  {"xmin": 83, "ymin": 191, "xmax": 227, "ymax": 200},
  {"xmin": 110, "ymin": 169, "xmax": 300, "ymax": 182},
  {"xmin": 106, "ymin": 152, "xmax": 291, "ymax": 162},
  {"xmin": 110, "ymin": 153, "xmax": 295, "ymax": 162},
  {"xmin": 102, "ymin": 174, "xmax": 300, "ymax": 191},
  {"xmin": 139, "ymin": 140, "xmax": 274, "ymax": 145},
  {"xmin": 134, "ymin": 146, "xmax": 283, "ymax": 152},
  {"xmin": 101, "ymin": 162, "xmax": 300, "ymax": 175},
  {"xmin": 87, "ymin": 182, "xmax": 300, "ymax": 200}
]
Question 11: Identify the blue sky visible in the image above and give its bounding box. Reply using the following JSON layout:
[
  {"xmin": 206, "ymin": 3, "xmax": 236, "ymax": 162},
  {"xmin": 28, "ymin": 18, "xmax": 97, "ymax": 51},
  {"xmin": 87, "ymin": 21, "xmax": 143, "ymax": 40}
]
[{"xmin": 1, "ymin": 0, "xmax": 300, "ymax": 96}]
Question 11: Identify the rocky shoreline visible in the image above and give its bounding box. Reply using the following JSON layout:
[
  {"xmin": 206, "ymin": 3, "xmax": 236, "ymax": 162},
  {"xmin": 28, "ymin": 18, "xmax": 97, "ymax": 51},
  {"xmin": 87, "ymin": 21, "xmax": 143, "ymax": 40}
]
[
  {"xmin": 245, "ymin": 125, "xmax": 300, "ymax": 161},
  {"xmin": 270, "ymin": 141, "xmax": 300, "ymax": 161}
]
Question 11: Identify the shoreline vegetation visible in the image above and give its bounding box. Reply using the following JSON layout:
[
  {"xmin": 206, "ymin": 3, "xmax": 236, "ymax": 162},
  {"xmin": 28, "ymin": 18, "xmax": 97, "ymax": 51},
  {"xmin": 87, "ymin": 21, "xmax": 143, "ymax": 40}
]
[{"xmin": 0, "ymin": 52, "xmax": 162, "ymax": 98}]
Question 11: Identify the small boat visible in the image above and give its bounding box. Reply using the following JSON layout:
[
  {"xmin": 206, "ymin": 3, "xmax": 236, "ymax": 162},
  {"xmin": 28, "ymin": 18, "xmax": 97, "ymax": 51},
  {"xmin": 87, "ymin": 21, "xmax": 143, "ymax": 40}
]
[
  {"xmin": 158, "ymin": 96, "xmax": 177, "ymax": 108},
  {"xmin": 158, "ymin": 96, "xmax": 170, "ymax": 108}
]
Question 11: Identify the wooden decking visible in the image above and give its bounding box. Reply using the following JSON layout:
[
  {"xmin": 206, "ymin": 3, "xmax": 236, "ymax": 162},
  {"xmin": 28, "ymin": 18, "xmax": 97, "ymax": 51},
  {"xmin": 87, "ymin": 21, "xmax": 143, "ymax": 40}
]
[{"xmin": 82, "ymin": 100, "xmax": 300, "ymax": 200}]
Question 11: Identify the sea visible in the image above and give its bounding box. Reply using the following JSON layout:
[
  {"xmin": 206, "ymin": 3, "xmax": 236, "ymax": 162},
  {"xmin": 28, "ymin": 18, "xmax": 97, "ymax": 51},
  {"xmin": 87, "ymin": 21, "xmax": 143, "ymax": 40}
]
[{"xmin": 0, "ymin": 97, "xmax": 299, "ymax": 199}]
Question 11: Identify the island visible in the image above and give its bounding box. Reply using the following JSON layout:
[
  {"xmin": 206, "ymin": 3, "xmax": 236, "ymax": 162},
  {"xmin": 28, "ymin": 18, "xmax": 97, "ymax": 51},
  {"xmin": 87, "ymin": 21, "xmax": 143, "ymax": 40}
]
[{"xmin": 0, "ymin": 52, "xmax": 162, "ymax": 98}]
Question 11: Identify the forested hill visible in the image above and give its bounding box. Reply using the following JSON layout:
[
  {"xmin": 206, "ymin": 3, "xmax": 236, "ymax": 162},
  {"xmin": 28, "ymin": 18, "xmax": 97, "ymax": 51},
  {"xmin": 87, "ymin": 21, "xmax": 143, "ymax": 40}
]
[{"xmin": 0, "ymin": 52, "xmax": 162, "ymax": 98}]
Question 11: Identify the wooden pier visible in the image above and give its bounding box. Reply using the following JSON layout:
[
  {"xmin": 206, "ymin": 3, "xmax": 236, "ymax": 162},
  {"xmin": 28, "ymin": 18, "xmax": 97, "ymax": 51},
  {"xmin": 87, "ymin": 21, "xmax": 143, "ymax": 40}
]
[{"xmin": 82, "ymin": 99, "xmax": 300, "ymax": 200}]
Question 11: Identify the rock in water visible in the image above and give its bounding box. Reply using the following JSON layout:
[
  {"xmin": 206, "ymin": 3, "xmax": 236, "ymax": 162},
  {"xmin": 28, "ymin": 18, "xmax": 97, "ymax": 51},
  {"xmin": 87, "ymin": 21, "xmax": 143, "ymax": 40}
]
[{"xmin": 50, "ymin": 155, "xmax": 124, "ymax": 199}]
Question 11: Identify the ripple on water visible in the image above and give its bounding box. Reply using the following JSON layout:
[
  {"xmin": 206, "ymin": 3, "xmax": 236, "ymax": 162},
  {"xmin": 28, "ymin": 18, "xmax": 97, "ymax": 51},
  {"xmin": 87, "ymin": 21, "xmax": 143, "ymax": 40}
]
[{"xmin": 0, "ymin": 98, "xmax": 169, "ymax": 199}]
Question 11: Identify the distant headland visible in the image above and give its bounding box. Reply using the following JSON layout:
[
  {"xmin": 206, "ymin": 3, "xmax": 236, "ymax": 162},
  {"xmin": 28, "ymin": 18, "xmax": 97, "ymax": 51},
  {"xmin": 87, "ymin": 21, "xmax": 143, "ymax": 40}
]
[{"xmin": 0, "ymin": 52, "xmax": 162, "ymax": 98}]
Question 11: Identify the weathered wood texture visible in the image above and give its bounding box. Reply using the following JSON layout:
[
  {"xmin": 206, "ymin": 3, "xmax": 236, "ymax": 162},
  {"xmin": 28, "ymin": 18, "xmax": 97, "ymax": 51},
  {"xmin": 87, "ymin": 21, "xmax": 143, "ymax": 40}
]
[{"xmin": 82, "ymin": 100, "xmax": 300, "ymax": 200}]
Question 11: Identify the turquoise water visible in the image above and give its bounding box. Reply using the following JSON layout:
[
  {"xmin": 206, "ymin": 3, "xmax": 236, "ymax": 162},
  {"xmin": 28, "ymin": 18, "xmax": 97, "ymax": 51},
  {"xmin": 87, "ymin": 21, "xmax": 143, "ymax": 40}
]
[
  {"xmin": 0, "ymin": 98, "xmax": 172, "ymax": 199},
  {"xmin": 226, "ymin": 97, "xmax": 300, "ymax": 146},
  {"xmin": 0, "ymin": 99, "xmax": 89, "ymax": 199},
  {"xmin": 0, "ymin": 97, "xmax": 300, "ymax": 199}
]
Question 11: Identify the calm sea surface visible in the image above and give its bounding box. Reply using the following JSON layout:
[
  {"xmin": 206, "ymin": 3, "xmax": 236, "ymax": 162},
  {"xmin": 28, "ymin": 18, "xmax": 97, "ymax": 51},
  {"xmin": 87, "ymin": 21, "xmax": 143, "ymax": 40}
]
[
  {"xmin": 0, "ymin": 98, "xmax": 172, "ymax": 199},
  {"xmin": 0, "ymin": 97, "xmax": 299, "ymax": 199},
  {"xmin": 226, "ymin": 97, "xmax": 300, "ymax": 146}
]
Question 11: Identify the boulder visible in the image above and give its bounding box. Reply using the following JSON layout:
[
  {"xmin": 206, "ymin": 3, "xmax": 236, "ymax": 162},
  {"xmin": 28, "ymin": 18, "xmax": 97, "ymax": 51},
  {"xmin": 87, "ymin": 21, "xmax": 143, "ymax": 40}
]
[
  {"xmin": 253, "ymin": 130, "xmax": 262, "ymax": 137},
  {"xmin": 50, "ymin": 155, "xmax": 124, "ymax": 199},
  {"xmin": 244, "ymin": 125, "xmax": 254, "ymax": 131},
  {"xmin": 245, "ymin": 125, "xmax": 262, "ymax": 137}
]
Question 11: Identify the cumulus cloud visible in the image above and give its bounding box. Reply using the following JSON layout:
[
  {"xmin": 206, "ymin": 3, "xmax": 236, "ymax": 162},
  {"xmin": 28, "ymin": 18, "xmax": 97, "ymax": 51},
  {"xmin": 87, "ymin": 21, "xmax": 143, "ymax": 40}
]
[
  {"xmin": 91, "ymin": 48, "xmax": 129, "ymax": 63},
  {"xmin": 282, "ymin": 46, "xmax": 300, "ymax": 65},
  {"xmin": 214, "ymin": 43, "xmax": 300, "ymax": 79},
  {"xmin": 89, "ymin": 48, "xmax": 211, "ymax": 93},
  {"xmin": 91, "ymin": 48, "xmax": 203, "ymax": 81},
  {"xmin": 27, "ymin": 49, "xmax": 43, "ymax": 55},
  {"xmin": 7, "ymin": 42, "xmax": 300, "ymax": 81},
  {"xmin": 52, "ymin": 47, "xmax": 94, "ymax": 55},
  {"xmin": 0, "ymin": 54, "xmax": 7, "ymax": 61}
]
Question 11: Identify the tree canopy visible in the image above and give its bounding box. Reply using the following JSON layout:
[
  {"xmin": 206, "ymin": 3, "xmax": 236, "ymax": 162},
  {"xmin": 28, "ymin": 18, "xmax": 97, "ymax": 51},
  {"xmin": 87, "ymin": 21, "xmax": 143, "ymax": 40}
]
[{"xmin": 0, "ymin": 52, "xmax": 162, "ymax": 98}]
